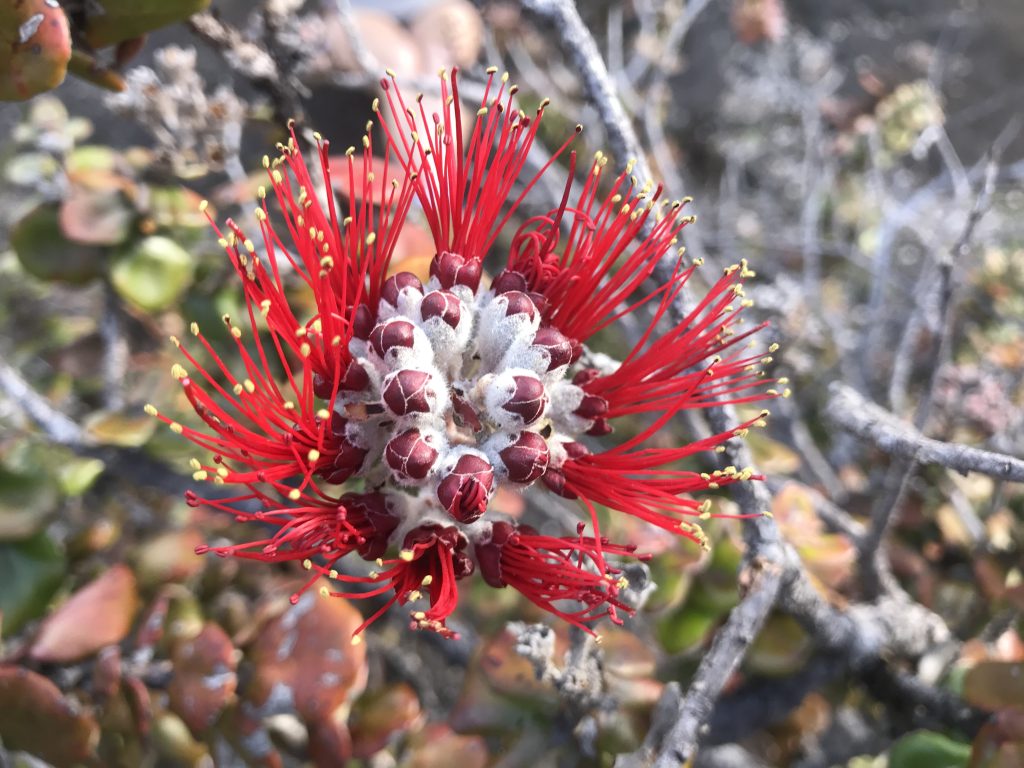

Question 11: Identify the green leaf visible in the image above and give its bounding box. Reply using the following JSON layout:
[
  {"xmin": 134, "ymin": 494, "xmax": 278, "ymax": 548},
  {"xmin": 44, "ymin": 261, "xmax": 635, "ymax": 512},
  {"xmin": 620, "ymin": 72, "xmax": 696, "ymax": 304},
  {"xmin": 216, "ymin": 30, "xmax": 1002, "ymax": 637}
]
[
  {"xmin": 11, "ymin": 203, "xmax": 106, "ymax": 285},
  {"xmin": 0, "ymin": 466, "xmax": 59, "ymax": 540},
  {"xmin": 888, "ymin": 730, "xmax": 971, "ymax": 768},
  {"xmin": 56, "ymin": 456, "xmax": 106, "ymax": 496},
  {"xmin": 110, "ymin": 235, "xmax": 195, "ymax": 312},
  {"xmin": 0, "ymin": 532, "xmax": 65, "ymax": 635}
]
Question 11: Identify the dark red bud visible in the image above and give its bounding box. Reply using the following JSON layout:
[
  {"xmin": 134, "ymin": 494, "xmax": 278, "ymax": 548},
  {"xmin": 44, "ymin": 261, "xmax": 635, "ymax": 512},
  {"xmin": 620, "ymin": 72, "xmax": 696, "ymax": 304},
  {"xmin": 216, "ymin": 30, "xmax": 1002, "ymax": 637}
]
[
  {"xmin": 574, "ymin": 393, "xmax": 609, "ymax": 420},
  {"xmin": 437, "ymin": 454, "xmax": 494, "ymax": 524},
  {"xmin": 312, "ymin": 372, "xmax": 334, "ymax": 399},
  {"xmin": 370, "ymin": 319, "xmax": 415, "ymax": 357},
  {"xmin": 352, "ymin": 304, "xmax": 374, "ymax": 340},
  {"xmin": 572, "ymin": 368, "xmax": 601, "ymax": 386},
  {"xmin": 563, "ymin": 440, "xmax": 590, "ymax": 460},
  {"xmin": 340, "ymin": 359, "xmax": 370, "ymax": 392},
  {"xmin": 541, "ymin": 467, "xmax": 576, "ymax": 499},
  {"xmin": 501, "ymin": 291, "xmax": 537, "ymax": 319},
  {"xmin": 499, "ymin": 431, "xmax": 549, "ymax": 483},
  {"xmin": 385, "ymin": 429, "xmax": 438, "ymax": 481},
  {"xmin": 420, "ymin": 290, "xmax": 461, "ymax": 328},
  {"xmin": 531, "ymin": 327, "xmax": 575, "ymax": 371},
  {"xmin": 382, "ymin": 369, "xmax": 434, "ymax": 415},
  {"xmin": 381, "ymin": 271, "xmax": 423, "ymax": 306},
  {"xmin": 476, "ymin": 521, "xmax": 516, "ymax": 587},
  {"xmin": 491, "ymin": 269, "xmax": 528, "ymax": 294},
  {"xmin": 586, "ymin": 417, "xmax": 613, "ymax": 436},
  {"xmin": 503, "ymin": 375, "xmax": 547, "ymax": 425},
  {"xmin": 452, "ymin": 390, "xmax": 482, "ymax": 432},
  {"xmin": 453, "ymin": 550, "xmax": 476, "ymax": 579},
  {"xmin": 343, "ymin": 493, "xmax": 400, "ymax": 560},
  {"xmin": 322, "ymin": 429, "xmax": 368, "ymax": 484},
  {"xmin": 430, "ymin": 251, "xmax": 482, "ymax": 291},
  {"xmin": 528, "ymin": 291, "xmax": 551, "ymax": 315}
]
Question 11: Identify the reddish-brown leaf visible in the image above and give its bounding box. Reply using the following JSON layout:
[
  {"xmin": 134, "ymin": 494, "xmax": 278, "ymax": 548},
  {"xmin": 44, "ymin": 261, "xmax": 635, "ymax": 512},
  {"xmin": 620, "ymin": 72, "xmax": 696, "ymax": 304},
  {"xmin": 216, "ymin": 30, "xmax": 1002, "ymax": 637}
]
[{"xmin": 29, "ymin": 564, "xmax": 139, "ymax": 663}]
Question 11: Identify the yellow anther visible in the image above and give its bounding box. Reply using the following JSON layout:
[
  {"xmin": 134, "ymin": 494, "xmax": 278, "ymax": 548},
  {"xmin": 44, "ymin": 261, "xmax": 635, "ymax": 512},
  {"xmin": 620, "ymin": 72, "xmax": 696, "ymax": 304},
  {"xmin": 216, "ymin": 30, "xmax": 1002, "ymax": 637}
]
[
  {"xmin": 289, "ymin": 489, "xmax": 302, "ymax": 501},
  {"xmin": 144, "ymin": 404, "xmax": 158, "ymax": 416},
  {"xmin": 170, "ymin": 422, "xmax": 184, "ymax": 434}
]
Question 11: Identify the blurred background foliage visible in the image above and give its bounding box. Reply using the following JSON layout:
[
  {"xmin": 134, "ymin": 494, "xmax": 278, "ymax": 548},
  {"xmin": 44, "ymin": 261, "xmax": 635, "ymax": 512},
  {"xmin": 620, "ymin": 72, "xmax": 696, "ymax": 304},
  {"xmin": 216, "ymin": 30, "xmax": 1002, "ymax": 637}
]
[{"xmin": 0, "ymin": 0, "xmax": 1023, "ymax": 767}]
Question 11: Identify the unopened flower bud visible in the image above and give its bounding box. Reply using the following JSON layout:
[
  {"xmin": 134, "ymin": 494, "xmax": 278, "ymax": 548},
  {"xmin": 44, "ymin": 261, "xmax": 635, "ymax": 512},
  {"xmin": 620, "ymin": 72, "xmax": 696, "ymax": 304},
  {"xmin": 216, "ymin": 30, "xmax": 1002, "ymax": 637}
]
[
  {"xmin": 369, "ymin": 319, "xmax": 415, "ymax": 357},
  {"xmin": 382, "ymin": 271, "xmax": 423, "ymax": 306},
  {"xmin": 574, "ymin": 393, "xmax": 609, "ymax": 420},
  {"xmin": 340, "ymin": 359, "xmax": 370, "ymax": 392},
  {"xmin": 452, "ymin": 390, "xmax": 482, "ymax": 432},
  {"xmin": 499, "ymin": 431, "xmax": 550, "ymax": 483},
  {"xmin": 530, "ymin": 327, "xmax": 576, "ymax": 371},
  {"xmin": 490, "ymin": 269, "xmax": 528, "ymax": 294},
  {"xmin": 431, "ymin": 251, "xmax": 481, "ymax": 291},
  {"xmin": 572, "ymin": 368, "xmax": 601, "ymax": 386},
  {"xmin": 420, "ymin": 290, "xmax": 461, "ymax": 328},
  {"xmin": 501, "ymin": 374, "xmax": 547, "ymax": 425},
  {"xmin": 541, "ymin": 467, "xmax": 575, "ymax": 498},
  {"xmin": 382, "ymin": 369, "xmax": 435, "ymax": 415},
  {"xmin": 437, "ymin": 454, "xmax": 494, "ymax": 523},
  {"xmin": 343, "ymin": 492, "xmax": 400, "ymax": 560},
  {"xmin": 586, "ymin": 417, "xmax": 612, "ymax": 436},
  {"xmin": 312, "ymin": 372, "xmax": 335, "ymax": 399},
  {"xmin": 453, "ymin": 550, "xmax": 475, "ymax": 579},
  {"xmin": 501, "ymin": 291, "xmax": 538, "ymax": 320},
  {"xmin": 385, "ymin": 428, "xmax": 439, "ymax": 481},
  {"xmin": 352, "ymin": 304, "xmax": 375, "ymax": 340},
  {"xmin": 322, "ymin": 414, "xmax": 368, "ymax": 483},
  {"xmin": 475, "ymin": 521, "xmax": 516, "ymax": 587}
]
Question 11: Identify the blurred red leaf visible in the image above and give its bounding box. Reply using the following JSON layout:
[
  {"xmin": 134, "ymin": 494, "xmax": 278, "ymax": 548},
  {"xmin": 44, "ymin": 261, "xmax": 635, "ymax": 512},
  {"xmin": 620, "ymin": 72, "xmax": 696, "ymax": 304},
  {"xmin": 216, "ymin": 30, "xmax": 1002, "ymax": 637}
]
[
  {"xmin": 246, "ymin": 585, "xmax": 367, "ymax": 723},
  {"xmin": 350, "ymin": 682, "xmax": 423, "ymax": 758},
  {"xmin": 399, "ymin": 723, "xmax": 488, "ymax": 768},
  {"xmin": 0, "ymin": 665, "xmax": 100, "ymax": 766},
  {"xmin": 29, "ymin": 564, "xmax": 139, "ymax": 663},
  {"xmin": 308, "ymin": 716, "xmax": 354, "ymax": 767},
  {"xmin": 168, "ymin": 623, "xmax": 239, "ymax": 734}
]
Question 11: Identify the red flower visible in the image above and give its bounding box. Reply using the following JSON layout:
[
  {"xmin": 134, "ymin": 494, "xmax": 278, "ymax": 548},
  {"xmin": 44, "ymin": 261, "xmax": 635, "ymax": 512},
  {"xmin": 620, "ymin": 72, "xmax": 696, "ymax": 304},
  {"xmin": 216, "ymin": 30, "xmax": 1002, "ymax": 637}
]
[{"xmin": 150, "ymin": 68, "xmax": 783, "ymax": 641}]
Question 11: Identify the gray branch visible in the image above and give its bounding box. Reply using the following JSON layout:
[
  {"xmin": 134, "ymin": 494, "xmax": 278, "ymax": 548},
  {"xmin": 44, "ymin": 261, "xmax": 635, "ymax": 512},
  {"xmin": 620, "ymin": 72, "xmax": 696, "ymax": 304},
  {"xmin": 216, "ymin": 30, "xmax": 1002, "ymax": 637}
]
[
  {"xmin": 517, "ymin": 0, "xmax": 652, "ymax": 181},
  {"xmin": 829, "ymin": 382, "xmax": 1024, "ymax": 482}
]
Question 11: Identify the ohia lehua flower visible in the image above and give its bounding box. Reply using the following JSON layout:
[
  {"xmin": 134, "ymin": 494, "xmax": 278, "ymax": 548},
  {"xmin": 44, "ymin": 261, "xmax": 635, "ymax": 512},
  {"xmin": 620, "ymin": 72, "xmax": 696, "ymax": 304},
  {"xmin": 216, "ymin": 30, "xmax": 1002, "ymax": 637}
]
[{"xmin": 147, "ymin": 68, "xmax": 783, "ymax": 641}]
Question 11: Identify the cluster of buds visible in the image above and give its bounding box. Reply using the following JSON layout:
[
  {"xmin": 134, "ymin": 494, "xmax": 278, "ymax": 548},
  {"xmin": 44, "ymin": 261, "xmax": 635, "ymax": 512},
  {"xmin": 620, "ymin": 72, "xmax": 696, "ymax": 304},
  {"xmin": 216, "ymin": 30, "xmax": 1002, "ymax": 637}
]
[{"xmin": 149, "ymin": 67, "xmax": 783, "ymax": 641}]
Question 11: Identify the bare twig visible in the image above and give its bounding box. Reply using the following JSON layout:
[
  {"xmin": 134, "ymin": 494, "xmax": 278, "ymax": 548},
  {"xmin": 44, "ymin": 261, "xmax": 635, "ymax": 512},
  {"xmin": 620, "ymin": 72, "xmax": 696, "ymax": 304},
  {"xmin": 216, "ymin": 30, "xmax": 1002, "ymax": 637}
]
[
  {"xmin": 913, "ymin": 122, "xmax": 1017, "ymax": 430},
  {"xmin": 100, "ymin": 281, "xmax": 129, "ymax": 412},
  {"xmin": 0, "ymin": 355, "xmax": 87, "ymax": 447},
  {"xmin": 616, "ymin": 562, "xmax": 784, "ymax": 768},
  {"xmin": 517, "ymin": 0, "xmax": 652, "ymax": 180},
  {"xmin": 829, "ymin": 382, "xmax": 1024, "ymax": 482},
  {"xmin": 329, "ymin": 0, "xmax": 380, "ymax": 74}
]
